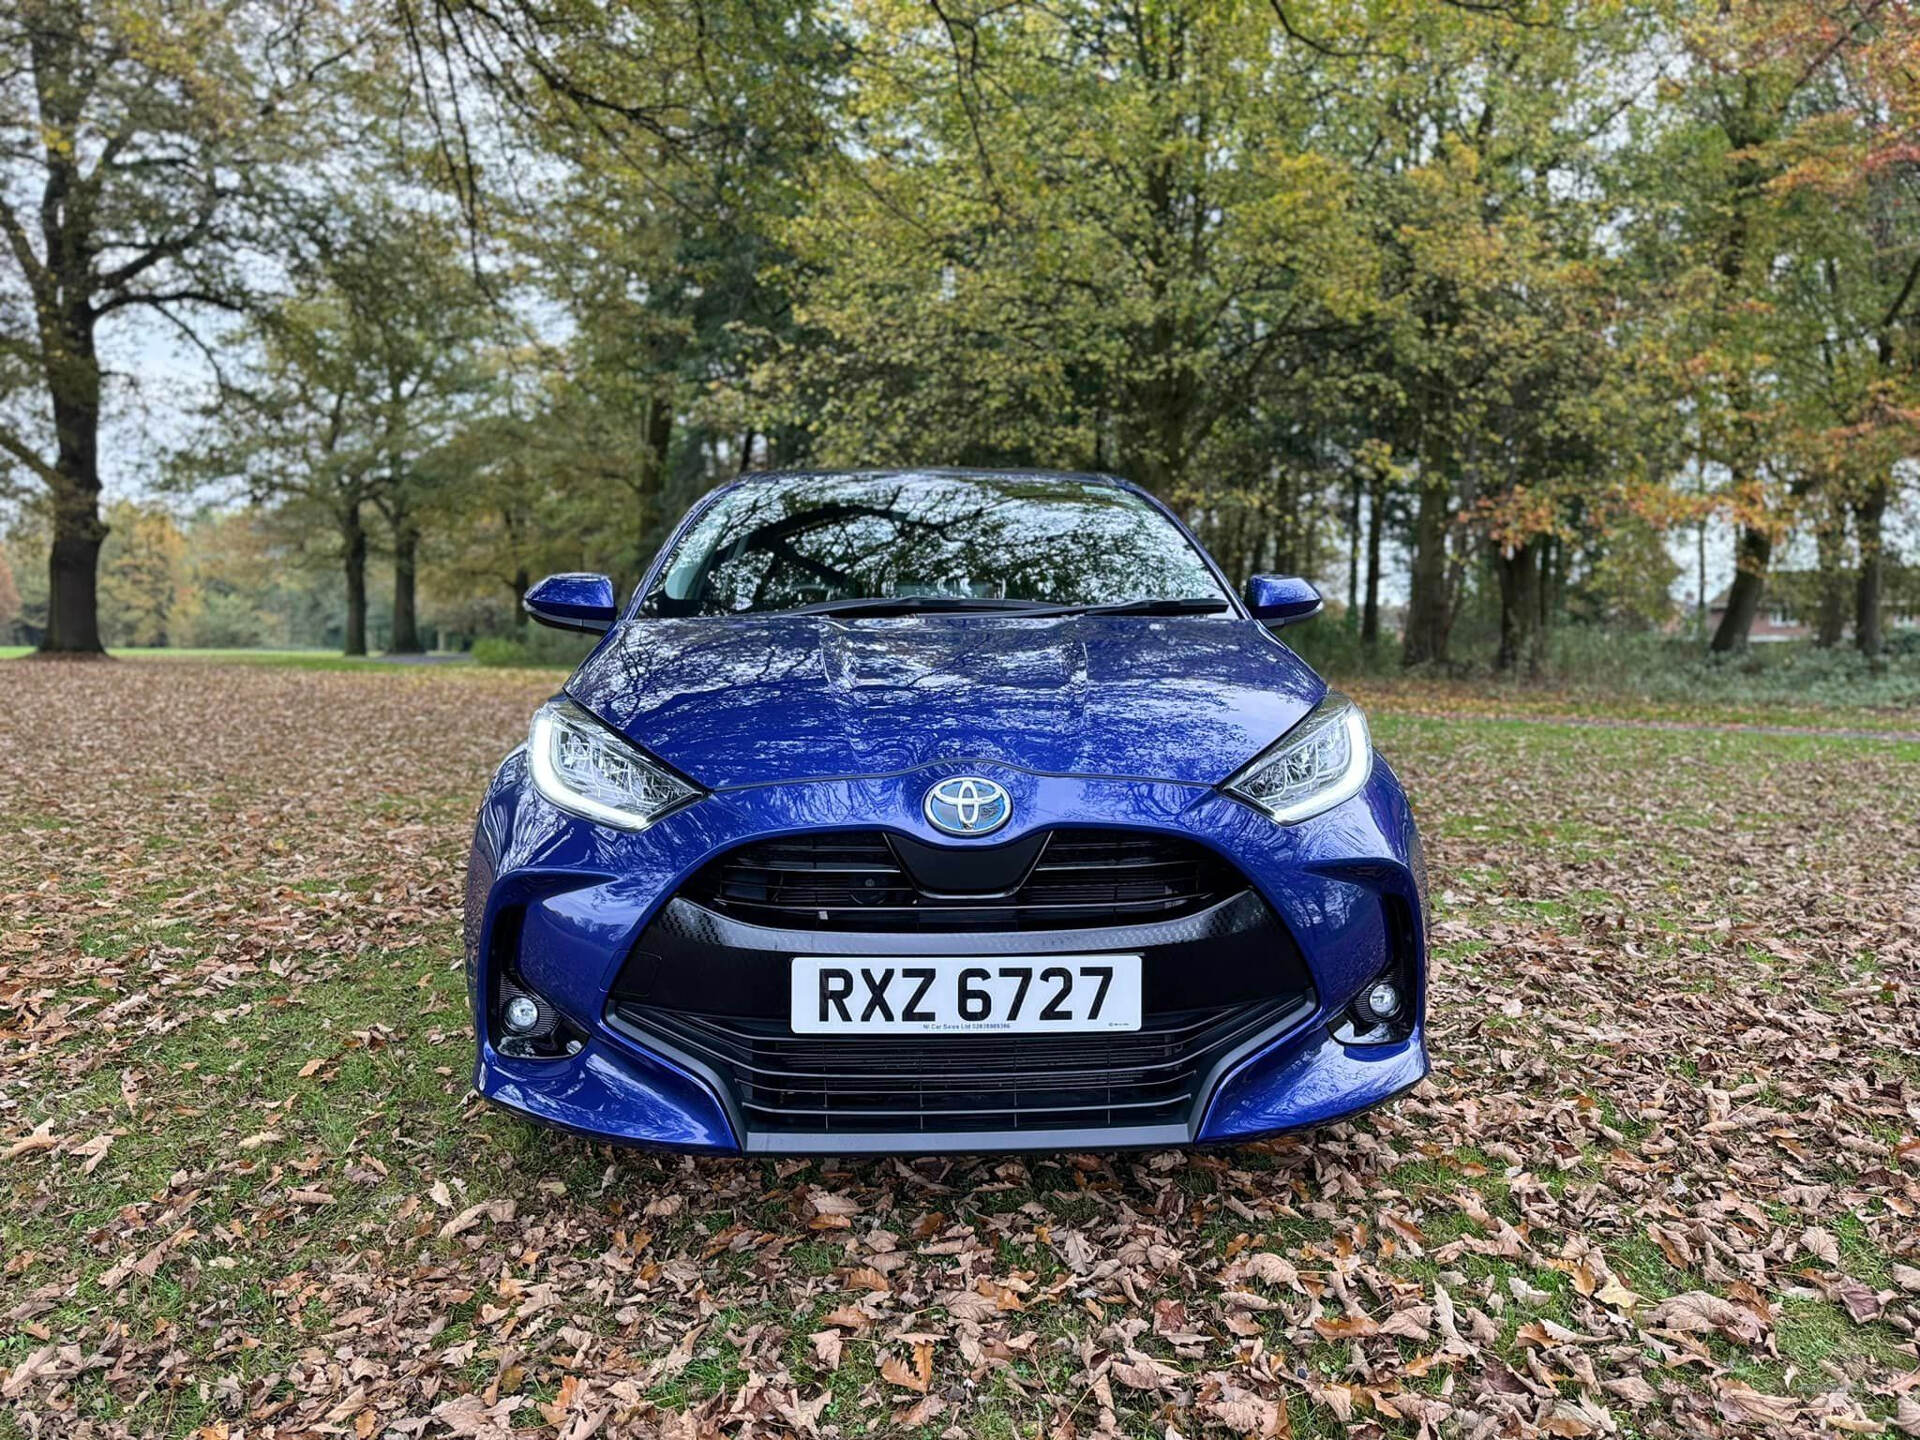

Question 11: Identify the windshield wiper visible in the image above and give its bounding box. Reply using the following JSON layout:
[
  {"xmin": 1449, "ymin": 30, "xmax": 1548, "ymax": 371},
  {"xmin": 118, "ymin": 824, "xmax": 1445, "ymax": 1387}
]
[
  {"xmin": 1021, "ymin": 597, "xmax": 1232, "ymax": 618},
  {"xmin": 788, "ymin": 596, "xmax": 1057, "ymax": 618}
]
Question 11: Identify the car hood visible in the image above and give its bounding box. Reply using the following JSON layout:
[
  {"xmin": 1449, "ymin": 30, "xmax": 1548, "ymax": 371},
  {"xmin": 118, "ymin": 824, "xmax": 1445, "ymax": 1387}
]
[{"xmin": 568, "ymin": 614, "xmax": 1326, "ymax": 789}]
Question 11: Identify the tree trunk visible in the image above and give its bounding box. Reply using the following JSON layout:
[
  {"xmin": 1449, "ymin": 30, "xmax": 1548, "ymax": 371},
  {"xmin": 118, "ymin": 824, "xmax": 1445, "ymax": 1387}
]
[
  {"xmin": 1709, "ymin": 525, "xmax": 1771, "ymax": 652},
  {"xmin": 46, "ymin": 506, "xmax": 107, "ymax": 654},
  {"xmin": 1855, "ymin": 478, "xmax": 1888, "ymax": 660},
  {"xmin": 1401, "ymin": 480, "xmax": 1452, "ymax": 667},
  {"xmin": 1703, "ymin": 94, "xmax": 1777, "ymax": 657},
  {"xmin": 342, "ymin": 506, "xmax": 368, "ymax": 656},
  {"xmin": 40, "ymin": 313, "xmax": 107, "ymax": 654},
  {"xmin": 1362, "ymin": 471, "xmax": 1386, "ymax": 647},
  {"xmin": 1696, "ymin": 512, "xmax": 1708, "ymax": 635},
  {"xmin": 1495, "ymin": 538, "xmax": 1544, "ymax": 677},
  {"xmin": 635, "ymin": 386, "xmax": 676, "ymax": 549},
  {"xmin": 390, "ymin": 513, "xmax": 422, "ymax": 653},
  {"xmin": 1813, "ymin": 496, "xmax": 1849, "ymax": 648},
  {"xmin": 1540, "ymin": 535, "xmax": 1554, "ymax": 628},
  {"xmin": 511, "ymin": 567, "xmax": 530, "ymax": 628},
  {"xmin": 1345, "ymin": 471, "xmax": 1361, "ymax": 627}
]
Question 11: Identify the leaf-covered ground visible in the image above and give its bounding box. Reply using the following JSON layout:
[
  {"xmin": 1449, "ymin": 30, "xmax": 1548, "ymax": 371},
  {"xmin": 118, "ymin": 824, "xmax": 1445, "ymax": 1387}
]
[{"xmin": 2, "ymin": 661, "xmax": 1917, "ymax": 1440}]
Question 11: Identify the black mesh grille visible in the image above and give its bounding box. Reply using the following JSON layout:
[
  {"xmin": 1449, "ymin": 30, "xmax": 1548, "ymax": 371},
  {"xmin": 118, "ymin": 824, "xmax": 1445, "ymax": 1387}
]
[
  {"xmin": 613, "ymin": 998, "xmax": 1304, "ymax": 1135},
  {"xmin": 683, "ymin": 829, "xmax": 1244, "ymax": 932}
]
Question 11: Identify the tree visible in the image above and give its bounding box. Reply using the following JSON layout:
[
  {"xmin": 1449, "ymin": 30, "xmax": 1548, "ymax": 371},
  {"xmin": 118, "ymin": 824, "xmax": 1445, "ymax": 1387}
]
[
  {"xmin": 96, "ymin": 498, "xmax": 188, "ymax": 645},
  {"xmin": 1621, "ymin": 0, "xmax": 1916, "ymax": 653},
  {"xmin": 186, "ymin": 188, "xmax": 495, "ymax": 655},
  {"xmin": 0, "ymin": 0, "xmax": 319, "ymax": 653},
  {"xmin": 1760, "ymin": 2, "xmax": 1920, "ymax": 660},
  {"xmin": 746, "ymin": 0, "xmax": 1676, "ymax": 677},
  {"xmin": 1305, "ymin": 0, "xmax": 1659, "ymax": 671},
  {"xmin": 0, "ymin": 535, "xmax": 20, "ymax": 639},
  {"xmin": 480, "ymin": 0, "xmax": 832, "ymax": 592},
  {"xmin": 758, "ymin": 0, "xmax": 1373, "ymax": 500}
]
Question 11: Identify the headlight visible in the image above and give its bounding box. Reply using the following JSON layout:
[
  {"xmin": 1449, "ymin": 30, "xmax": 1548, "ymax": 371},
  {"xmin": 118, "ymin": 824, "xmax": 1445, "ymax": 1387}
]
[
  {"xmin": 527, "ymin": 698, "xmax": 700, "ymax": 830},
  {"xmin": 1222, "ymin": 692, "xmax": 1373, "ymax": 824}
]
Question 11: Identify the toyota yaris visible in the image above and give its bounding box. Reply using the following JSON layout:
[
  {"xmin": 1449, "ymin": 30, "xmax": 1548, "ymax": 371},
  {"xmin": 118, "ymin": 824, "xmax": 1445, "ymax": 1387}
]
[{"xmin": 464, "ymin": 469, "xmax": 1428, "ymax": 1154}]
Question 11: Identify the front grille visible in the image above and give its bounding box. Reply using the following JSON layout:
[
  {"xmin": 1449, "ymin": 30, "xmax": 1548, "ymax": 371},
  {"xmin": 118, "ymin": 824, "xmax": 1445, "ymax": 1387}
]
[
  {"xmin": 682, "ymin": 829, "xmax": 1244, "ymax": 932},
  {"xmin": 612, "ymin": 998, "xmax": 1305, "ymax": 1136}
]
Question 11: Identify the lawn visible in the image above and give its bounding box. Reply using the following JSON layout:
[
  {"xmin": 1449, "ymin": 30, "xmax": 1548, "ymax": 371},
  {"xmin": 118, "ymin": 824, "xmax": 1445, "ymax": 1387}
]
[
  {"xmin": 0, "ymin": 646, "xmax": 492, "ymax": 670},
  {"xmin": 2, "ymin": 660, "xmax": 1916, "ymax": 1440}
]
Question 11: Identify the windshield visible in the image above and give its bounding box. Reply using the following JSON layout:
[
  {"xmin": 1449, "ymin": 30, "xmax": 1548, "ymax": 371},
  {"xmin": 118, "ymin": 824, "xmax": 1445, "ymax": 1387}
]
[{"xmin": 645, "ymin": 473, "xmax": 1231, "ymax": 618}]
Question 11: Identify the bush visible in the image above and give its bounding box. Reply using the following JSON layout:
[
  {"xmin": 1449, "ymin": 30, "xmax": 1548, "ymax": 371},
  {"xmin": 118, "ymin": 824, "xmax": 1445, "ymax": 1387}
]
[
  {"xmin": 1281, "ymin": 617, "xmax": 1401, "ymax": 679},
  {"xmin": 470, "ymin": 637, "xmax": 530, "ymax": 667},
  {"xmin": 182, "ymin": 590, "xmax": 271, "ymax": 649},
  {"xmin": 1534, "ymin": 629, "xmax": 1920, "ymax": 709},
  {"xmin": 471, "ymin": 628, "xmax": 598, "ymax": 668},
  {"xmin": 1308, "ymin": 617, "xmax": 1920, "ymax": 712}
]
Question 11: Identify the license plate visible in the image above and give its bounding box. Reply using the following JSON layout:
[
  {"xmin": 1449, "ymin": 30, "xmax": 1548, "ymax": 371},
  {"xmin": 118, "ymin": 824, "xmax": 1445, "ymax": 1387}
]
[{"xmin": 790, "ymin": 955, "xmax": 1142, "ymax": 1035}]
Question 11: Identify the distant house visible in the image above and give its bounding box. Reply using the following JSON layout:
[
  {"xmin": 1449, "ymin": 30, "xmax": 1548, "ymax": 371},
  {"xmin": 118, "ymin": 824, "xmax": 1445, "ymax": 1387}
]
[
  {"xmin": 1703, "ymin": 590, "xmax": 1810, "ymax": 641},
  {"xmin": 1704, "ymin": 566, "xmax": 1920, "ymax": 641}
]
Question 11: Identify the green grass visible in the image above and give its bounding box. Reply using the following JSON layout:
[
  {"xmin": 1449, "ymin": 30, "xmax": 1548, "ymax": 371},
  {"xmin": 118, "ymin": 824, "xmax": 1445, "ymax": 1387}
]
[{"xmin": 3, "ymin": 666, "xmax": 1915, "ymax": 1438}]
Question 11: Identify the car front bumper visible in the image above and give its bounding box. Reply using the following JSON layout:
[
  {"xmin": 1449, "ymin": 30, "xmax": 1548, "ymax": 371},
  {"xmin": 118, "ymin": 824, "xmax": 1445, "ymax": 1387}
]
[{"xmin": 465, "ymin": 750, "xmax": 1429, "ymax": 1155}]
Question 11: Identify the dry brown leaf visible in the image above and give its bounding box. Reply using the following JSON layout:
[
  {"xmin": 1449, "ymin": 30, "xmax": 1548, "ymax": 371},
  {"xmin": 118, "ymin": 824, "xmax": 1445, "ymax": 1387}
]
[
  {"xmin": 879, "ymin": 1343, "xmax": 932, "ymax": 1393},
  {"xmin": 1311, "ymin": 1313, "xmax": 1380, "ymax": 1340},
  {"xmin": 807, "ymin": 1330, "xmax": 843, "ymax": 1371},
  {"xmin": 1801, "ymin": 1226, "xmax": 1842, "ymax": 1267},
  {"xmin": 1714, "ymin": 1382, "xmax": 1802, "ymax": 1426}
]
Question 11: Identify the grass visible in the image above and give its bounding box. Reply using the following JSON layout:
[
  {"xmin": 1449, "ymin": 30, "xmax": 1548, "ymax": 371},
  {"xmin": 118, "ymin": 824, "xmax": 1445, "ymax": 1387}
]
[{"xmin": 1, "ymin": 661, "xmax": 1914, "ymax": 1439}]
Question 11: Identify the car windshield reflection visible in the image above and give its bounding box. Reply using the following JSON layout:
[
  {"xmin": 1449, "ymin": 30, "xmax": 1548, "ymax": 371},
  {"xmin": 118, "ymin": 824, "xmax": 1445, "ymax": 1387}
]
[{"xmin": 645, "ymin": 472, "xmax": 1231, "ymax": 617}]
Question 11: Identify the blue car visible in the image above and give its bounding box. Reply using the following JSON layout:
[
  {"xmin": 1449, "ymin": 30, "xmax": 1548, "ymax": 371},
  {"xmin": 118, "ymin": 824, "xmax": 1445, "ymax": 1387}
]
[{"xmin": 464, "ymin": 469, "xmax": 1428, "ymax": 1154}]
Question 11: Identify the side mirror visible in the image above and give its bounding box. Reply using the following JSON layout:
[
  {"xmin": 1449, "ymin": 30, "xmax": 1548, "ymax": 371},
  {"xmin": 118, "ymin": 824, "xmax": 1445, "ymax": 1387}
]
[
  {"xmin": 1246, "ymin": 574, "xmax": 1323, "ymax": 627},
  {"xmin": 523, "ymin": 573, "xmax": 618, "ymax": 634}
]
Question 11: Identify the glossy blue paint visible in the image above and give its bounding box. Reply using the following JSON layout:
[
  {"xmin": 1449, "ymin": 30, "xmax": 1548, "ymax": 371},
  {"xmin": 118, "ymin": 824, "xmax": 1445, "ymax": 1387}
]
[
  {"xmin": 479, "ymin": 1041, "xmax": 737, "ymax": 1151},
  {"xmin": 568, "ymin": 614, "xmax": 1325, "ymax": 788},
  {"xmin": 1199, "ymin": 1024, "xmax": 1427, "ymax": 1141},
  {"xmin": 466, "ymin": 468, "xmax": 1428, "ymax": 1155},
  {"xmin": 524, "ymin": 572, "xmax": 619, "ymax": 633},
  {"xmin": 1245, "ymin": 574, "xmax": 1324, "ymax": 626}
]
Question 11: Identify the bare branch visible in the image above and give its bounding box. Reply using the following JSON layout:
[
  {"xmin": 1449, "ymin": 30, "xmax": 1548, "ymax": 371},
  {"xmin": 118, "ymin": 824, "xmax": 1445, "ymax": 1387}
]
[{"xmin": 0, "ymin": 191, "xmax": 49, "ymax": 304}]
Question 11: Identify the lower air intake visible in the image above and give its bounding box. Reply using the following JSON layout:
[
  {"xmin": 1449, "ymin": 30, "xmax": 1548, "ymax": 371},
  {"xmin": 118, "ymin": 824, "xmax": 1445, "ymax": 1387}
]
[{"xmin": 610, "ymin": 996, "xmax": 1308, "ymax": 1137}]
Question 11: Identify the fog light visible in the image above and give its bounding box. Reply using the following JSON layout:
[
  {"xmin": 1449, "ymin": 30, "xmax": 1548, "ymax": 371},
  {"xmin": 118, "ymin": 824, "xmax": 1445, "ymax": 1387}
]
[
  {"xmin": 503, "ymin": 995, "xmax": 541, "ymax": 1033},
  {"xmin": 1362, "ymin": 980, "xmax": 1402, "ymax": 1023}
]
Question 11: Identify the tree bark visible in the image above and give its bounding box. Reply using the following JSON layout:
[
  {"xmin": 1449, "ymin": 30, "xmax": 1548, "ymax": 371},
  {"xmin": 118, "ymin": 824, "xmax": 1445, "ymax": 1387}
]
[
  {"xmin": 510, "ymin": 567, "xmax": 530, "ymax": 628},
  {"xmin": 1696, "ymin": 513, "xmax": 1708, "ymax": 634},
  {"xmin": 634, "ymin": 385, "xmax": 676, "ymax": 550},
  {"xmin": 1539, "ymin": 534, "xmax": 1560, "ymax": 642},
  {"xmin": 39, "ymin": 307, "xmax": 108, "ymax": 654},
  {"xmin": 1401, "ymin": 480, "xmax": 1452, "ymax": 667},
  {"xmin": 1813, "ymin": 496, "xmax": 1849, "ymax": 648},
  {"xmin": 46, "ymin": 497, "xmax": 107, "ymax": 653},
  {"xmin": 1362, "ymin": 470, "xmax": 1386, "ymax": 648},
  {"xmin": 1709, "ymin": 524, "xmax": 1771, "ymax": 652},
  {"xmin": 1495, "ymin": 538, "xmax": 1544, "ymax": 677},
  {"xmin": 1703, "ymin": 88, "xmax": 1779, "ymax": 657},
  {"xmin": 1345, "ymin": 471, "xmax": 1361, "ymax": 626},
  {"xmin": 342, "ymin": 506, "xmax": 368, "ymax": 656},
  {"xmin": 390, "ymin": 513, "xmax": 422, "ymax": 654},
  {"xmin": 1855, "ymin": 478, "xmax": 1888, "ymax": 660}
]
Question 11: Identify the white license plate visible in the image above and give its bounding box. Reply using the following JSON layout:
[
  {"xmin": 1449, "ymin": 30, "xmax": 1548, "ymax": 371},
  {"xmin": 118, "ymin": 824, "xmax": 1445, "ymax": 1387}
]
[{"xmin": 790, "ymin": 955, "xmax": 1142, "ymax": 1035}]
